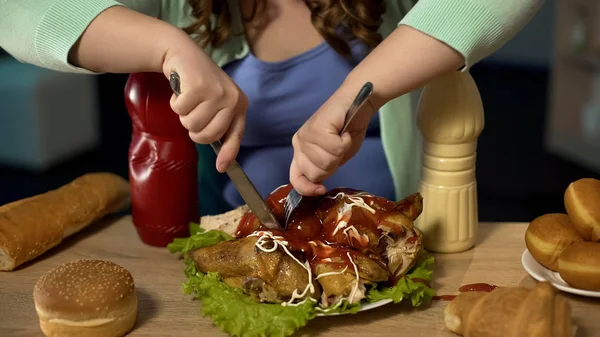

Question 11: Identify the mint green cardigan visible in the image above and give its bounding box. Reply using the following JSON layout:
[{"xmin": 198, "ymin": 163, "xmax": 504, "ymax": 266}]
[{"xmin": 0, "ymin": 0, "xmax": 543, "ymax": 211}]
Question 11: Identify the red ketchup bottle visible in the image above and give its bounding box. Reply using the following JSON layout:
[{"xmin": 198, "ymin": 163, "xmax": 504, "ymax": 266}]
[{"xmin": 124, "ymin": 72, "xmax": 198, "ymax": 247}]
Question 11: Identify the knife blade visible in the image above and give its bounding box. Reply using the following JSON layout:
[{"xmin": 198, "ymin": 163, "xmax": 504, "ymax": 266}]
[
  {"xmin": 209, "ymin": 141, "xmax": 281, "ymax": 230},
  {"xmin": 169, "ymin": 72, "xmax": 281, "ymax": 230}
]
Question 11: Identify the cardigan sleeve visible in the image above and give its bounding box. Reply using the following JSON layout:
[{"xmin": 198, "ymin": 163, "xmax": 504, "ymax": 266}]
[
  {"xmin": 0, "ymin": 0, "xmax": 192, "ymax": 74},
  {"xmin": 399, "ymin": 0, "xmax": 545, "ymax": 69}
]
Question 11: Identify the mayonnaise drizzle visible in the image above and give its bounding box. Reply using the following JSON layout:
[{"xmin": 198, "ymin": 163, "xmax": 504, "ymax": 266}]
[
  {"xmin": 315, "ymin": 266, "xmax": 348, "ymax": 280},
  {"xmin": 332, "ymin": 220, "xmax": 349, "ymax": 236},
  {"xmin": 326, "ymin": 192, "xmax": 376, "ymax": 215},
  {"xmin": 281, "ymin": 260, "xmax": 314, "ymax": 306},
  {"xmin": 314, "ymin": 259, "xmax": 360, "ymax": 314},
  {"xmin": 285, "ymin": 297, "xmax": 318, "ymax": 307},
  {"xmin": 329, "ymin": 192, "xmax": 376, "ymax": 238},
  {"xmin": 248, "ymin": 231, "xmax": 316, "ymax": 306},
  {"xmin": 347, "ymin": 252, "xmax": 360, "ymax": 303},
  {"xmin": 246, "ymin": 191, "xmax": 374, "ymax": 308},
  {"xmin": 315, "ymin": 297, "xmax": 347, "ymax": 313},
  {"xmin": 342, "ymin": 225, "xmax": 369, "ymax": 244}
]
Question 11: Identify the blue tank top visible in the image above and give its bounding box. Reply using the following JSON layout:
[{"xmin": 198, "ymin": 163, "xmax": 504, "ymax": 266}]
[{"xmin": 222, "ymin": 40, "xmax": 394, "ymax": 206}]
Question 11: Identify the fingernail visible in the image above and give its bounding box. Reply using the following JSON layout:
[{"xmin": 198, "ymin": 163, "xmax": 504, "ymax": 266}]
[{"xmin": 315, "ymin": 186, "xmax": 326, "ymax": 194}]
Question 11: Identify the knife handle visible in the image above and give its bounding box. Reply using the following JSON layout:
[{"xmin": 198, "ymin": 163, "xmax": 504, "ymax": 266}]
[
  {"xmin": 169, "ymin": 71, "xmax": 224, "ymax": 157},
  {"xmin": 209, "ymin": 141, "xmax": 223, "ymax": 155}
]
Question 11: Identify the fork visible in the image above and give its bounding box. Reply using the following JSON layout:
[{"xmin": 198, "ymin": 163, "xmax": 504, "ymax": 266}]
[{"xmin": 283, "ymin": 82, "xmax": 374, "ymax": 229}]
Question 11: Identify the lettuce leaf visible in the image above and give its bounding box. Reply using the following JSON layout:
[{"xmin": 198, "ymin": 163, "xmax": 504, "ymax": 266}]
[
  {"xmin": 366, "ymin": 254, "xmax": 436, "ymax": 307},
  {"xmin": 167, "ymin": 227, "xmax": 233, "ymax": 254},
  {"xmin": 189, "ymin": 221, "xmax": 202, "ymax": 236},
  {"xmin": 169, "ymin": 227, "xmax": 435, "ymax": 336},
  {"xmin": 169, "ymin": 227, "xmax": 316, "ymax": 337},
  {"xmin": 184, "ymin": 271, "xmax": 316, "ymax": 337},
  {"xmin": 316, "ymin": 299, "xmax": 361, "ymax": 315}
]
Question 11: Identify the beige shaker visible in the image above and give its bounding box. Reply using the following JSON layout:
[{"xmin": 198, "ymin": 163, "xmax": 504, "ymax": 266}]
[{"xmin": 415, "ymin": 71, "xmax": 485, "ymax": 253}]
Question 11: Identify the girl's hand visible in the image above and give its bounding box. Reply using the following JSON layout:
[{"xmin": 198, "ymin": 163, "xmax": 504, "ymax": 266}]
[
  {"xmin": 162, "ymin": 41, "xmax": 248, "ymax": 173},
  {"xmin": 289, "ymin": 24, "xmax": 466, "ymax": 196},
  {"xmin": 290, "ymin": 84, "xmax": 377, "ymax": 196}
]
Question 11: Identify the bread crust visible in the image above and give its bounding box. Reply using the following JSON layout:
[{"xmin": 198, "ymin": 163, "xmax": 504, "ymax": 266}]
[
  {"xmin": 558, "ymin": 241, "xmax": 600, "ymax": 291},
  {"xmin": 38, "ymin": 299, "xmax": 137, "ymax": 337},
  {"xmin": 0, "ymin": 173, "xmax": 130, "ymax": 271},
  {"xmin": 444, "ymin": 282, "xmax": 572, "ymax": 337},
  {"xmin": 199, "ymin": 205, "xmax": 249, "ymax": 237},
  {"xmin": 564, "ymin": 178, "xmax": 600, "ymax": 241},
  {"xmin": 444, "ymin": 291, "xmax": 487, "ymax": 335},
  {"xmin": 525, "ymin": 214, "xmax": 583, "ymax": 271}
]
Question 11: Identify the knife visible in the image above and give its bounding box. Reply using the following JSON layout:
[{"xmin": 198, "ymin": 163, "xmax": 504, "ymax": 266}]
[{"xmin": 169, "ymin": 72, "xmax": 281, "ymax": 230}]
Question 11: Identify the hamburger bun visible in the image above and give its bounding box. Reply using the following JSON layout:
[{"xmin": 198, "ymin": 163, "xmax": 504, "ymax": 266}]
[
  {"xmin": 33, "ymin": 259, "xmax": 137, "ymax": 337},
  {"xmin": 564, "ymin": 178, "xmax": 600, "ymax": 241},
  {"xmin": 558, "ymin": 241, "xmax": 600, "ymax": 291},
  {"xmin": 525, "ymin": 213, "xmax": 584, "ymax": 271}
]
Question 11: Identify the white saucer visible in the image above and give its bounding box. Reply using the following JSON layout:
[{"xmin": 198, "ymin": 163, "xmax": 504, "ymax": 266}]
[
  {"xmin": 521, "ymin": 249, "xmax": 600, "ymax": 298},
  {"xmin": 316, "ymin": 299, "xmax": 393, "ymax": 317}
]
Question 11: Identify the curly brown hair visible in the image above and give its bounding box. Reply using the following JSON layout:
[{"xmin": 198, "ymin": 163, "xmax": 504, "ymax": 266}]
[{"xmin": 184, "ymin": 0, "xmax": 386, "ymax": 58}]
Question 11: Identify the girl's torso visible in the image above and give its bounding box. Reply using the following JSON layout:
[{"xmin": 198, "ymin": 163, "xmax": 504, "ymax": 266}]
[
  {"xmin": 221, "ymin": 0, "xmax": 393, "ymax": 205},
  {"xmin": 224, "ymin": 39, "xmax": 380, "ymax": 147},
  {"xmin": 231, "ymin": 0, "xmax": 378, "ymax": 147}
]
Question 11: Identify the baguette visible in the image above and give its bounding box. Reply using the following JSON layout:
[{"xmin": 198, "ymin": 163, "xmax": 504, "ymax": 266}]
[{"xmin": 0, "ymin": 173, "xmax": 130, "ymax": 271}]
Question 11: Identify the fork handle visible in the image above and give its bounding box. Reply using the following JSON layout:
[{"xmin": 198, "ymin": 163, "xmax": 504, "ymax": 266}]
[{"xmin": 339, "ymin": 82, "xmax": 373, "ymax": 135}]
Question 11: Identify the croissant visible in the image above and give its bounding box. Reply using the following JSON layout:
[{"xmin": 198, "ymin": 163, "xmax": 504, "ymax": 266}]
[{"xmin": 444, "ymin": 282, "xmax": 572, "ymax": 337}]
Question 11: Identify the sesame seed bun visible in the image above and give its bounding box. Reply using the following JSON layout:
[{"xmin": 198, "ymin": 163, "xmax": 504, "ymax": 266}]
[{"xmin": 33, "ymin": 259, "xmax": 137, "ymax": 337}]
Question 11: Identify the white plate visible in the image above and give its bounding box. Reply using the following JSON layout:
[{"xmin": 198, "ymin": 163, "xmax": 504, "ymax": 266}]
[
  {"xmin": 521, "ymin": 249, "xmax": 600, "ymax": 298},
  {"xmin": 316, "ymin": 299, "xmax": 393, "ymax": 317}
]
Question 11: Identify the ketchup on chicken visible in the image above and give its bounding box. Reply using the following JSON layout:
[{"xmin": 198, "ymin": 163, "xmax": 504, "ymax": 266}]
[{"xmin": 235, "ymin": 185, "xmax": 421, "ymax": 285}]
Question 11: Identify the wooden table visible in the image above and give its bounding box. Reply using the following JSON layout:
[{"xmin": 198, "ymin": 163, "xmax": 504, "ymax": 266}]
[{"xmin": 1, "ymin": 216, "xmax": 598, "ymax": 337}]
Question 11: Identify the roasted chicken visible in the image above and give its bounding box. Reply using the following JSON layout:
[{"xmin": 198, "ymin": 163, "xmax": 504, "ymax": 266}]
[
  {"xmin": 193, "ymin": 185, "xmax": 425, "ymax": 308},
  {"xmin": 192, "ymin": 235, "xmax": 320, "ymax": 303}
]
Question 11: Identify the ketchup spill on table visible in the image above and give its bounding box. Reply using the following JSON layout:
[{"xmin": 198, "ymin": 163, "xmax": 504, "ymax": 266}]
[
  {"xmin": 432, "ymin": 295, "xmax": 457, "ymax": 301},
  {"xmin": 235, "ymin": 184, "xmax": 424, "ymax": 285},
  {"xmin": 458, "ymin": 283, "xmax": 498, "ymax": 293},
  {"xmin": 432, "ymin": 283, "xmax": 498, "ymax": 301}
]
